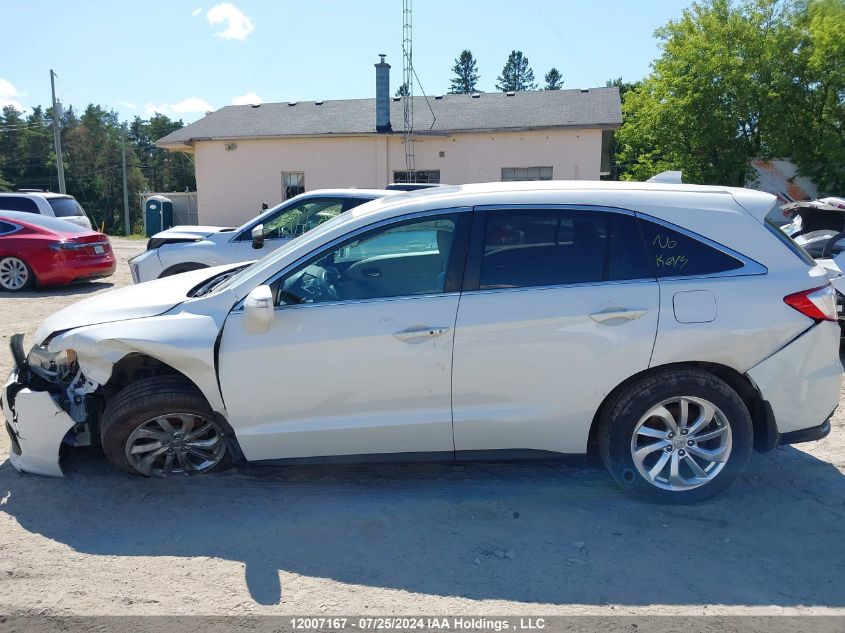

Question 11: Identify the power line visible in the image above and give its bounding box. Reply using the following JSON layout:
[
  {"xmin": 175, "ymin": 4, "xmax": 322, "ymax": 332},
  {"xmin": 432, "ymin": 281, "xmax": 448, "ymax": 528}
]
[{"xmin": 528, "ymin": 0, "xmax": 602, "ymax": 87}]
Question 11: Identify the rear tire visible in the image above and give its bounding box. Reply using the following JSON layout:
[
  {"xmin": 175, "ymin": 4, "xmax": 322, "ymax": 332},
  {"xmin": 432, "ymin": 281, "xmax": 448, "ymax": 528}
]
[
  {"xmin": 100, "ymin": 376, "xmax": 231, "ymax": 477},
  {"xmin": 0, "ymin": 256, "xmax": 34, "ymax": 291},
  {"xmin": 598, "ymin": 368, "xmax": 753, "ymax": 503}
]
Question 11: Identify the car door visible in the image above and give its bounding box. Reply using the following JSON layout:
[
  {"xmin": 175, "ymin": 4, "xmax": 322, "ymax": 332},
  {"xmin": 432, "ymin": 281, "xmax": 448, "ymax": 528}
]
[
  {"xmin": 451, "ymin": 205, "xmax": 660, "ymax": 455},
  {"xmin": 218, "ymin": 209, "xmax": 471, "ymax": 462},
  {"xmin": 232, "ymin": 197, "xmax": 347, "ymax": 262}
]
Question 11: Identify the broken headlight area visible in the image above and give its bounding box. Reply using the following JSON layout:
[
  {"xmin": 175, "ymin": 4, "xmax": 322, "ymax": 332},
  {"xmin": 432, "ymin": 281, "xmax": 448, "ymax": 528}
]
[
  {"xmin": 9, "ymin": 333, "xmax": 99, "ymax": 448},
  {"xmin": 27, "ymin": 346, "xmax": 78, "ymax": 382}
]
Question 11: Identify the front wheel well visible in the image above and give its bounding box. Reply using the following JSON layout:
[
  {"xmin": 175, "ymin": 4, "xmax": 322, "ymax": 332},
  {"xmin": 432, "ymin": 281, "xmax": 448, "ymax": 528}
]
[
  {"xmin": 158, "ymin": 262, "xmax": 208, "ymax": 278},
  {"xmin": 100, "ymin": 353, "xmax": 244, "ymax": 462},
  {"xmin": 106, "ymin": 353, "xmax": 199, "ymax": 395},
  {"xmin": 587, "ymin": 362, "xmax": 777, "ymax": 456}
]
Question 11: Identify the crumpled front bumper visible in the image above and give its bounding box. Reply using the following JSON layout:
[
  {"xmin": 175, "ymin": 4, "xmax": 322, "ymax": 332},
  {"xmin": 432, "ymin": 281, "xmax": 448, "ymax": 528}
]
[{"xmin": 2, "ymin": 371, "xmax": 76, "ymax": 477}]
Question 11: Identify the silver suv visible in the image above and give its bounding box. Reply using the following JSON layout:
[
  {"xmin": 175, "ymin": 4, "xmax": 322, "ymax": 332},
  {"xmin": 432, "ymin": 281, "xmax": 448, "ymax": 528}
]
[{"xmin": 0, "ymin": 191, "xmax": 93, "ymax": 230}]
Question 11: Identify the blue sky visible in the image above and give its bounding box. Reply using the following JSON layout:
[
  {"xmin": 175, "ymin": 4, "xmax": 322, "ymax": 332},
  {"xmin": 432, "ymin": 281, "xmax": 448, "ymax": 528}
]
[{"xmin": 1, "ymin": 0, "xmax": 692, "ymax": 123}]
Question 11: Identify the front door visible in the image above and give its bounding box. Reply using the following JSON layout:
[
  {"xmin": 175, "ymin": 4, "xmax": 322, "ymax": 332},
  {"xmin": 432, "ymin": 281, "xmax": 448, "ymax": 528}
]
[
  {"xmin": 219, "ymin": 210, "xmax": 470, "ymax": 462},
  {"xmin": 452, "ymin": 206, "xmax": 660, "ymax": 455}
]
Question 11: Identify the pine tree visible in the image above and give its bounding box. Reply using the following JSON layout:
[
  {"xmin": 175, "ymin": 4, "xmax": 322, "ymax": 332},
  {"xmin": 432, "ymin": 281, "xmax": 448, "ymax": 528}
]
[
  {"xmin": 495, "ymin": 50, "xmax": 537, "ymax": 92},
  {"xmin": 395, "ymin": 82, "xmax": 410, "ymax": 97},
  {"xmin": 449, "ymin": 49, "xmax": 480, "ymax": 94},
  {"xmin": 544, "ymin": 68, "xmax": 563, "ymax": 90}
]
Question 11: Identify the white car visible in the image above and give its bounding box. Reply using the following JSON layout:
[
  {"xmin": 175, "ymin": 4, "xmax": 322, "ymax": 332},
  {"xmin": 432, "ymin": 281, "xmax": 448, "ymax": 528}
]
[
  {"xmin": 0, "ymin": 191, "xmax": 93, "ymax": 230},
  {"xmin": 4, "ymin": 181, "xmax": 842, "ymax": 503},
  {"xmin": 129, "ymin": 190, "xmax": 392, "ymax": 283}
]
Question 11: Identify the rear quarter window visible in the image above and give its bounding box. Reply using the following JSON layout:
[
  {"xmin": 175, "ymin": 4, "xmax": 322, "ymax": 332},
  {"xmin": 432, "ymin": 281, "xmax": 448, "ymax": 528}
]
[{"xmin": 638, "ymin": 218, "xmax": 744, "ymax": 277}]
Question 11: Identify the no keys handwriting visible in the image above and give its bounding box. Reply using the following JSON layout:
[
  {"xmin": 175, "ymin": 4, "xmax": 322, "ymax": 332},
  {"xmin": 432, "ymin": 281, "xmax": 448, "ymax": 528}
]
[{"xmin": 652, "ymin": 234, "xmax": 689, "ymax": 270}]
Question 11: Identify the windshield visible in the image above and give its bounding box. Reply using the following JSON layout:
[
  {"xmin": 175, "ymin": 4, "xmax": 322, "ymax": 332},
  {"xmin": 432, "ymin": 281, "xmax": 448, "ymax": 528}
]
[{"xmin": 48, "ymin": 197, "xmax": 87, "ymax": 217}]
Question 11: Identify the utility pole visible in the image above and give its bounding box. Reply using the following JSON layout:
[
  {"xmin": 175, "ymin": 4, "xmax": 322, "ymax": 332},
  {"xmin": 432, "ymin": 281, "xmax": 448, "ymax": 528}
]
[
  {"xmin": 49, "ymin": 70, "xmax": 66, "ymax": 194},
  {"xmin": 121, "ymin": 125, "xmax": 130, "ymax": 235}
]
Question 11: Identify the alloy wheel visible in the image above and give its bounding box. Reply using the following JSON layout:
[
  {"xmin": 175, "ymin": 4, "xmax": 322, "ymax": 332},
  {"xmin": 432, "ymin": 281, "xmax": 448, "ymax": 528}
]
[
  {"xmin": 0, "ymin": 257, "xmax": 29, "ymax": 290},
  {"xmin": 125, "ymin": 413, "xmax": 227, "ymax": 477},
  {"xmin": 630, "ymin": 396, "xmax": 732, "ymax": 491}
]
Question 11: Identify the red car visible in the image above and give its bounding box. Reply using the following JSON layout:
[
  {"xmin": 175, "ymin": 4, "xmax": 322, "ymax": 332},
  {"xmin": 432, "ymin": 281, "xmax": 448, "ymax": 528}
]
[{"xmin": 0, "ymin": 211, "xmax": 116, "ymax": 291}]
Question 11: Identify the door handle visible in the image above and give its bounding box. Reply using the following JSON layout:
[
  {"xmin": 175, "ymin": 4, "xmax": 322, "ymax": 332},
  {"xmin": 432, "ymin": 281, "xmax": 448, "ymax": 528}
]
[
  {"xmin": 589, "ymin": 307, "xmax": 647, "ymax": 324},
  {"xmin": 393, "ymin": 326, "xmax": 451, "ymax": 342}
]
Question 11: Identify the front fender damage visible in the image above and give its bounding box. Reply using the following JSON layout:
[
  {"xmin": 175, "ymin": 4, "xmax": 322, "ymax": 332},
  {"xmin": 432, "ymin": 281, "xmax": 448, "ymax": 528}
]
[
  {"xmin": 5, "ymin": 310, "xmax": 226, "ymax": 477},
  {"xmin": 46, "ymin": 311, "xmax": 226, "ymax": 412}
]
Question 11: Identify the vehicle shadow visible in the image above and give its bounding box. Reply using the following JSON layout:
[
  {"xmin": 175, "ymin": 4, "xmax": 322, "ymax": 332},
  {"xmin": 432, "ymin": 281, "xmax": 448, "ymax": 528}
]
[
  {"xmin": 5, "ymin": 280, "xmax": 115, "ymax": 298},
  {"xmin": 1, "ymin": 443, "xmax": 844, "ymax": 607}
]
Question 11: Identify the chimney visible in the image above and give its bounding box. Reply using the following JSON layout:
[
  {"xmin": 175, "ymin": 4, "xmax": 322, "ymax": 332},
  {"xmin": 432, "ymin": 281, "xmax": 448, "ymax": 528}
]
[{"xmin": 375, "ymin": 54, "xmax": 391, "ymax": 132}]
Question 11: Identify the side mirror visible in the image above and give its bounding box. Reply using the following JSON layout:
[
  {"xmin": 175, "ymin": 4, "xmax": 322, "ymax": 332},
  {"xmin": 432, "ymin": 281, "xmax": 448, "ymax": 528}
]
[
  {"xmin": 251, "ymin": 224, "xmax": 265, "ymax": 249},
  {"xmin": 244, "ymin": 285, "xmax": 274, "ymax": 333}
]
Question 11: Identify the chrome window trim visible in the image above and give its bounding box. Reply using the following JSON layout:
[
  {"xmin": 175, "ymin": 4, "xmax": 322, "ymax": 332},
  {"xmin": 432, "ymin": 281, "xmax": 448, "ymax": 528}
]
[
  {"xmin": 469, "ymin": 203, "xmax": 766, "ymax": 286},
  {"xmin": 0, "ymin": 221, "xmax": 23, "ymax": 237},
  {"xmin": 635, "ymin": 211, "xmax": 768, "ymax": 279},
  {"xmin": 464, "ymin": 277, "xmax": 656, "ymax": 298},
  {"xmin": 230, "ymin": 206, "xmax": 472, "ymax": 313}
]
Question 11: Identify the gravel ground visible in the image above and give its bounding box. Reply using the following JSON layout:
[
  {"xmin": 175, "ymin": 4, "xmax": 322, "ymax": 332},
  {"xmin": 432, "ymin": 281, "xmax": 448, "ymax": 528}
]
[{"xmin": 0, "ymin": 238, "xmax": 843, "ymax": 617}]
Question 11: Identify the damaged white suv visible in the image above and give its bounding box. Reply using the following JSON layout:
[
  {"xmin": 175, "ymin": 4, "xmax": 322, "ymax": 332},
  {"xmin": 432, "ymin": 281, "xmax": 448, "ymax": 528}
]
[{"xmin": 3, "ymin": 182, "xmax": 842, "ymax": 502}]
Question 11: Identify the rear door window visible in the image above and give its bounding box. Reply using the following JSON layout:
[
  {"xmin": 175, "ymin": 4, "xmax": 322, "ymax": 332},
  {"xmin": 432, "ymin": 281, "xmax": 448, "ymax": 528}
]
[
  {"xmin": 638, "ymin": 218, "xmax": 743, "ymax": 277},
  {"xmin": 477, "ymin": 209, "xmax": 653, "ymax": 290},
  {"xmin": 0, "ymin": 196, "xmax": 39, "ymax": 214}
]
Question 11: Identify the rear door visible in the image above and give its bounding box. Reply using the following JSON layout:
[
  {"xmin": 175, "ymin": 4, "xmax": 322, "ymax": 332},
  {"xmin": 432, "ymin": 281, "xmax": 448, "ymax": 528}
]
[{"xmin": 451, "ymin": 206, "xmax": 660, "ymax": 455}]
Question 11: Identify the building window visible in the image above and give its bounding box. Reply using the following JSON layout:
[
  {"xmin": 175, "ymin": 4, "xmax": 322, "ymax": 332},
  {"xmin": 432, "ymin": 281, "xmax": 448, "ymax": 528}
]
[
  {"xmin": 393, "ymin": 170, "xmax": 441, "ymax": 184},
  {"xmin": 282, "ymin": 172, "xmax": 305, "ymax": 200},
  {"xmin": 501, "ymin": 166, "xmax": 553, "ymax": 182}
]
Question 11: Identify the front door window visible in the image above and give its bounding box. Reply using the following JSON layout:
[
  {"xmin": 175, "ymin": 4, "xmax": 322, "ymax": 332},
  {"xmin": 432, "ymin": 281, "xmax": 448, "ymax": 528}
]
[{"xmin": 273, "ymin": 214, "xmax": 461, "ymax": 305}]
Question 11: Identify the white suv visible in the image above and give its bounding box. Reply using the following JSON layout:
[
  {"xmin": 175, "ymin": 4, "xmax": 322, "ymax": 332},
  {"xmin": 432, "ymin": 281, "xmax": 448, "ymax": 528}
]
[
  {"xmin": 0, "ymin": 191, "xmax": 93, "ymax": 230},
  {"xmin": 129, "ymin": 189, "xmax": 393, "ymax": 283},
  {"xmin": 4, "ymin": 181, "xmax": 841, "ymax": 502}
]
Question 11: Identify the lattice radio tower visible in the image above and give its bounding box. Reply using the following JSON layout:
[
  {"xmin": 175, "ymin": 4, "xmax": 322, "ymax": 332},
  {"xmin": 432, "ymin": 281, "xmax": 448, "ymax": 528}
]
[{"xmin": 402, "ymin": 0, "xmax": 415, "ymax": 180}]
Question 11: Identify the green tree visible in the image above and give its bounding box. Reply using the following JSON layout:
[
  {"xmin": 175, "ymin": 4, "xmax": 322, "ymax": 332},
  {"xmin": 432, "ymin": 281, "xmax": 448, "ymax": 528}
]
[
  {"xmin": 616, "ymin": 0, "xmax": 805, "ymax": 186},
  {"xmin": 395, "ymin": 82, "xmax": 410, "ymax": 97},
  {"xmin": 129, "ymin": 113, "xmax": 196, "ymax": 193},
  {"xmin": 449, "ymin": 49, "xmax": 480, "ymax": 93},
  {"xmin": 787, "ymin": 0, "xmax": 845, "ymax": 193},
  {"xmin": 544, "ymin": 67, "xmax": 563, "ymax": 90},
  {"xmin": 496, "ymin": 50, "xmax": 537, "ymax": 92}
]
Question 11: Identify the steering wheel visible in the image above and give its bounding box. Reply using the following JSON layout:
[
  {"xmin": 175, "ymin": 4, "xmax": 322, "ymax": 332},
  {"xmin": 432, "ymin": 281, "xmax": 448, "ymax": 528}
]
[
  {"xmin": 821, "ymin": 230, "xmax": 845, "ymax": 259},
  {"xmin": 320, "ymin": 267, "xmax": 343, "ymax": 301}
]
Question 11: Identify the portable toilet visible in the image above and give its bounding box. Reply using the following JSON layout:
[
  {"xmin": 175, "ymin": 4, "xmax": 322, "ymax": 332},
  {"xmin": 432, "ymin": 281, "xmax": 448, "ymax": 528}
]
[{"xmin": 144, "ymin": 195, "xmax": 174, "ymax": 237}]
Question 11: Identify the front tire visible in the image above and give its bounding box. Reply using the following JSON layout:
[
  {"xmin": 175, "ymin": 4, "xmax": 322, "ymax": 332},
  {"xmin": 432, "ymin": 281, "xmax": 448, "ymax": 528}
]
[
  {"xmin": 598, "ymin": 368, "xmax": 753, "ymax": 503},
  {"xmin": 100, "ymin": 376, "xmax": 230, "ymax": 477}
]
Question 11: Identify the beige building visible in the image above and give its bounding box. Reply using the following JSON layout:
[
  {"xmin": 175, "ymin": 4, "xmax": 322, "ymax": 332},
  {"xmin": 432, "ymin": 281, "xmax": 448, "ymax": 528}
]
[{"xmin": 157, "ymin": 58, "xmax": 622, "ymax": 226}]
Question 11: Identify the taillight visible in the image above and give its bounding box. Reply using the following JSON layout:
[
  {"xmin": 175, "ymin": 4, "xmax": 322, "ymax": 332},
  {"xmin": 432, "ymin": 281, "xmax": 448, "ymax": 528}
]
[{"xmin": 784, "ymin": 284, "xmax": 838, "ymax": 322}]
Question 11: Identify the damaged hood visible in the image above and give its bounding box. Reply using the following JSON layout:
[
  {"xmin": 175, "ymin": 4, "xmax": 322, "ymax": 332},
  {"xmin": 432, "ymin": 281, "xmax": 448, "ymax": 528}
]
[{"xmin": 34, "ymin": 264, "xmax": 241, "ymax": 345}]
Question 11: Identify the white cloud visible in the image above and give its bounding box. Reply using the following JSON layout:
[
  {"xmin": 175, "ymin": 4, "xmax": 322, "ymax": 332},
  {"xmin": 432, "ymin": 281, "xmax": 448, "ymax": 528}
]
[
  {"xmin": 0, "ymin": 78, "xmax": 26, "ymax": 110},
  {"xmin": 206, "ymin": 2, "xmax": 254, "ymax": 40},
  {"xmin": 231, "ymin": 91, "xmax": 263, "ymax": 105},
  {"xmin": 144, "ymin": 97, "xmax": 214, "ymax": 118},
  {"xmin": 115, "ymin": 99, "xmax": 137, "ymax": 110},
  {"xmin": 192, "ymin": 7, "xmax": 202, "ymax": 16}
]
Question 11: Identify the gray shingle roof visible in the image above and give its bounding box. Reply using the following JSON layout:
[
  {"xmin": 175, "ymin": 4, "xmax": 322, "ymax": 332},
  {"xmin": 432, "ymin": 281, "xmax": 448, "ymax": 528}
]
[{"xmin": 157, "ymin": 87, "xmax": 621, "ymax": 147}]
